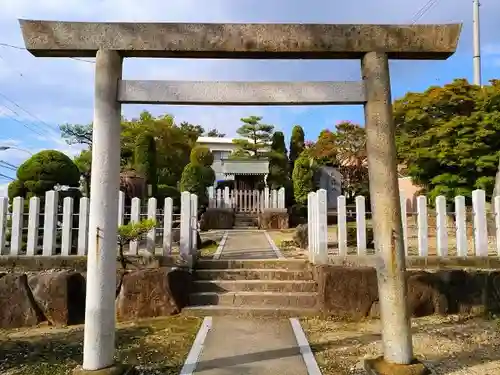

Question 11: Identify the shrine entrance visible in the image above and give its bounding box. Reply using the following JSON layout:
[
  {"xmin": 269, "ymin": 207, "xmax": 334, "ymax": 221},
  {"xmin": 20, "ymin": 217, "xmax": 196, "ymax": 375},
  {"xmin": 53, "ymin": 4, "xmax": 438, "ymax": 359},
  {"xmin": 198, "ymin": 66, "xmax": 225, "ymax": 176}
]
[{"xmin": 19, "ymin": 19, "xmax": 461, "ymax": 371}]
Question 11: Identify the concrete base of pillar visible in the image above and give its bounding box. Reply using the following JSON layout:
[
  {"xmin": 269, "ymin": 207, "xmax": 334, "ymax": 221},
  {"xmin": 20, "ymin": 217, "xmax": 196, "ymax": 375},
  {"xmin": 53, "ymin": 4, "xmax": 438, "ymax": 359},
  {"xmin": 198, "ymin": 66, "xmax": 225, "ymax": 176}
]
[
  {"xmin": 73, "ymin": 364, "xmax": 136, "ymax": 375},
  {"xmin": 364, "ymin": 356, "xmax": 430, "ymax": 375}
]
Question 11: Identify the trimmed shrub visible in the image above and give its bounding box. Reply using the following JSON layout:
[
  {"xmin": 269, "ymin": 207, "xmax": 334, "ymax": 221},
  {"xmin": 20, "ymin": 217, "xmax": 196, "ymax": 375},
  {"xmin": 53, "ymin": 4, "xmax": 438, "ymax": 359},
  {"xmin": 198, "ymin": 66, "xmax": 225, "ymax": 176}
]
[
  {"xmin": 8, "ymin": 180, "xmax": 25, "ymax": 201},
  {"xmin": 157, "ymin": 185, "xmax": 181, "ymax": 207},
  {"xmin": 190, "ymin": 146, "xmax": 214, "ymax": 167},
  {"xmin": 292, "ymin": 154, "xmax": 317, "ymax": 205},
  {"xmin": 16, "ymin": 150, "xmax": 80, "ymax": 197},
  {"xmin": 180, "ymin": 163, "xmax": 208, "ymax": 205}
]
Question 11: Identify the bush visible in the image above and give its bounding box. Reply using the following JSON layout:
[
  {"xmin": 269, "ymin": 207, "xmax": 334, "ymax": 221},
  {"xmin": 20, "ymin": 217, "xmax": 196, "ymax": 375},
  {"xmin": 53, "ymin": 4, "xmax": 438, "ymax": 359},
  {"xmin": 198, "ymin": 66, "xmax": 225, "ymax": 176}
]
[
  {"xmin": 16, "ymin": 150, "xmax": 80, "ymax": 197},
  {"xmin": 190, "ymin": 146, "xmax": 214, "ymax": 167},
  {"xmin": 292, "ymin": 153, "xmax": 316, "ymax": 205},
  {"xmin": 8, "ymin": 180, "xmax": 25, "ymax": 201},
  {"xmin": 180, "ymin": 163, "xmax": 208, "ymax": 205},
  {"xmin": 202, "ymin": 167, "xmax": 215, "ymax": 187},
  {"xmin": 289, "ymin": 204, "xmax": 307, "ymax": 226},
  {"xmin": 157, "ymin": 185, "xmax": 181, "ymax": 207},
  {"xmin": 293, "ymin": 223, "xmax": 308, "ymax": 249}
]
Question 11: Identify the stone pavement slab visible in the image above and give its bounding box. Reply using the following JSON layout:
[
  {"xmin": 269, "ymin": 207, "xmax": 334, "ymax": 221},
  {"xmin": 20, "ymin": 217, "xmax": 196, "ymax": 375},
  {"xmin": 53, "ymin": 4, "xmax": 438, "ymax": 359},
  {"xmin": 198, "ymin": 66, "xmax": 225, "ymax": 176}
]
[
  {"xmin": 220, "ymin": 231, "xmax": 277, "ymax": 259},
  {"xmin": 193, "ymin": 317, "xmax": 309, "ymax": 375}
]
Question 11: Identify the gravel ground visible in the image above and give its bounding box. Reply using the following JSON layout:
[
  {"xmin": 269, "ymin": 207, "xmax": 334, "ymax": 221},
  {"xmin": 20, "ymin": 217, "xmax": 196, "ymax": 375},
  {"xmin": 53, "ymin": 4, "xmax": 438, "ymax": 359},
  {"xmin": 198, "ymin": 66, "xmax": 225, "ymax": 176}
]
[{"xmin": 301, "ymin": 315, "xmax": 500, "ymax": 375}]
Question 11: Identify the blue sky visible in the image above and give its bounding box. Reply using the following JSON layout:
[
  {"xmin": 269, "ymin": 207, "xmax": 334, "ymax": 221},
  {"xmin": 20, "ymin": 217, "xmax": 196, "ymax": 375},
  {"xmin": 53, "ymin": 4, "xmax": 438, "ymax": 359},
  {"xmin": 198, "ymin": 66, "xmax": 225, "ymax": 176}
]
[{"xmin": 0, "ymin": 0, "xmax": 499, "ymax": 195}]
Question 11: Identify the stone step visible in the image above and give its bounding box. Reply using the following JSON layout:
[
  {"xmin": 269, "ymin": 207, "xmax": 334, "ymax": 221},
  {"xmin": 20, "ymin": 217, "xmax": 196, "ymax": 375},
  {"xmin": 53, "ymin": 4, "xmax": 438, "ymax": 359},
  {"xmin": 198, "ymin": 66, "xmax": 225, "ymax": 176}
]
[
  {"xmin": 193, "ymin": 279, "xmax": 318, "ymax": 293},
  {"xmin": 194, "ymin": 268, "xmax": 314, "ymax": 281},
  {"xmin": 196, "ymin": 259, "xmax": 310, "ymax": 270},
  {"xmin": 182, "ymin": 305, "xmax": 320, "ymax": 318},
  {"xmin": 189, "ymin": 291, "xmax": 318, "ymax": 308}
]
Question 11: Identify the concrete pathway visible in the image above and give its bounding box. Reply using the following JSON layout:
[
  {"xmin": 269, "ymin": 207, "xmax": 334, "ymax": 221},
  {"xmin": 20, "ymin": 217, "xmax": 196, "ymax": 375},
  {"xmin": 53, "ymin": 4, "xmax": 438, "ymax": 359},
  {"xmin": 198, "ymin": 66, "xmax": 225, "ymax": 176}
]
[
  {"xmin": 192, "ymin": 317, "xmax": 310, "ymax": 375},
  {"xmin": 186, "ymin": 231, "xmax": 314, "ymax": 375},
  {"xmin": 218, "ymin": 231, "xmax": 279, "ymax": 259}
]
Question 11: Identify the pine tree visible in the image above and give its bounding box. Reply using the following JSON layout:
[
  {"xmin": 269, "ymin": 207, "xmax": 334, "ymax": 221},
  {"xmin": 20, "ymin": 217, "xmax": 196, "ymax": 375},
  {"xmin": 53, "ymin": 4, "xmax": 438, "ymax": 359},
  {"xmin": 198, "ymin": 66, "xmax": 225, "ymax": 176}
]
[{"xmin": 232, "ymin": 116, "xmax": 274, "ymax": 158}]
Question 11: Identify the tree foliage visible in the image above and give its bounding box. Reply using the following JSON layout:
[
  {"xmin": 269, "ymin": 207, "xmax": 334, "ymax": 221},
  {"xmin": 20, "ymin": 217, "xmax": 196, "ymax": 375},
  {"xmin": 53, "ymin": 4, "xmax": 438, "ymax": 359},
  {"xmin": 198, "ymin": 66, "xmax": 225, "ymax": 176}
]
[
  {"xmin": 117, "ymin": 219, "xmax": 156, "ymax": 269},
  {"xmin": 190, "ymin": 146, "xmax": 214, "ymax": 167},
  {"xmin": 60, "ymin": 123, "xmax": 93, "ymax": 146},
  {"xmin": 61, "ymin": 111, "xmax": 198, "ymax": 190},
  {"xmin": 233, "ymin": 116, "xmax": 274, "ymax": 158},
  {"xmin": 395, "ymin": 79, "xmax": 500, "ymax": 202},
  {"xmin": 180, "ymin": 163, "xmax": 209, "ymax": 205},
  {"xmin": 267, "ymin": 131, "xmax": 289, "ymax": 189},
  {"xmin": 308, "ymin": 122, "xmax": 368, "ymax": 200},
  {"xmin": 74, "ymin": 150, "xmax": 92, "ymax": 197},
  {"xmin": 292, "ymin": 153, "xmax": 317, "ymax": 205},
  {"xmin": 289, "ymin": 125, "xmax": 305, "ymax": 172},
  {"xmin": 205, "ymin": 128, "xmax": 225, "ymax": 137},
  {"xmin": 15, "ymin": 150, "xmax": 80, "ymax": 198},
  {"xmin": 134, "ymin": 132, "xmax": 157, "ymax": 196}
]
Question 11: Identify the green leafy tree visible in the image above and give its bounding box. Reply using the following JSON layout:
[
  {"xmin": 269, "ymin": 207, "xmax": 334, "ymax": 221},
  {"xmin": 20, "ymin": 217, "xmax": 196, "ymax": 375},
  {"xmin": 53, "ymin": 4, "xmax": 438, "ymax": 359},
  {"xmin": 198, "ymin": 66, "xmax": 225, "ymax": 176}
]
[
  {"xmin": 289, "ymin": 125, "xmax": 305, "ymax": 173},
  {"xmin": 157, "ymin": 185, "xmax": 181, "ymax": 207},
  {"xmin": 395, "ymin": 79, "xmax": 500, "ymax": 203},
  {"xmin": 15, "ymin": 150, "xmax": 80, "ymax": 198},
  {"xmin": 117, "ymin": 219, "xmax": 156, "ymax": 270},
  {"xmin": 267, "ymin": 131, "xmax": 289, "ymax": 189},
  {"xmin": 134, "ymin": 133, "xmax": 158, "ymax": 196},
  {"xmin": 205, "ymin": 128, "xmax": 226, "ymax": 137},
  {"xmin": 292, "ymin": 153, "xmax": 317, "ymax": 205},
  {"xmin": 335, "ymin": 122, "xmax": 368, "ymax": 200},
  {"xmin": 180, "ymin": 163, "xmax": 209, "ymax": 206},
  {"xmin": 310, "ymin": 129, "xmax": 337, "ymax": 166},
  {"xmin": 190, "ymin": 146, "xmax": 214, "ymax": 167},
  {"xmin": 60, "ymin": 123, "xmax": 93, "ymax": 146},
  {"xmin": 233, "ymin": 116, "xmax": 274, "ymax": 158},
  {"xmin": 179, "ymin": 121, "xmax": 205, "ymax": 142},
  {"xmin": 74, "ymin": 150, "xmax": 92, "ymax": 197}
]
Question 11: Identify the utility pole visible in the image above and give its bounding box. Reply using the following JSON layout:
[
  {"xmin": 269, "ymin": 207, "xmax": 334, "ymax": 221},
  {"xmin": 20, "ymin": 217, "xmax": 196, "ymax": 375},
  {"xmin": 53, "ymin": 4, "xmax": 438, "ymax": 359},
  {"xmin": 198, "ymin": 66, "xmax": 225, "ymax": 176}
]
[{"xmin": 472, "ymin": 0, "xmax": 482, "ymax": 86}]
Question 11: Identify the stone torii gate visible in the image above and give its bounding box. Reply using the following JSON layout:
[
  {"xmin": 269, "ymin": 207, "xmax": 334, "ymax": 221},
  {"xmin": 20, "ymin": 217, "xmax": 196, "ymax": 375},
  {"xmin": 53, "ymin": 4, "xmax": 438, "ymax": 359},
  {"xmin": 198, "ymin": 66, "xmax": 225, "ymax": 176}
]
[{"xmin": 19, "ymin": 20, "xmax": 460, "ymax": 373}]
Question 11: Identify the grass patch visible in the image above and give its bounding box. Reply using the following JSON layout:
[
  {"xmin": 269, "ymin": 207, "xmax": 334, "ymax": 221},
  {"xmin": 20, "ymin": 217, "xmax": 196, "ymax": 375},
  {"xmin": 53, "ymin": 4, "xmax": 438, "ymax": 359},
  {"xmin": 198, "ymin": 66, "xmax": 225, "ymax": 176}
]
[{"xmin": 0, "ymin": 315, "xmax": 202, "ymax": 375}]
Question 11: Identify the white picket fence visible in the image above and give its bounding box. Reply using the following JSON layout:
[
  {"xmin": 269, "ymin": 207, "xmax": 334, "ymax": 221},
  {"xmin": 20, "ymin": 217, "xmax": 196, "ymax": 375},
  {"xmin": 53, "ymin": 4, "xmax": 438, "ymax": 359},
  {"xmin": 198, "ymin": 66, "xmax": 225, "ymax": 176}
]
[
  {"xmin": 0, "ymin": 190, "xmax": 199, "ymax": 258},
  {"xmin": 308, "ymin": 188, "xmax": 500, "ymax": 263},
  {"xmin": 207, "ymin": 186, "xmax": 285, "ymax": 212}
]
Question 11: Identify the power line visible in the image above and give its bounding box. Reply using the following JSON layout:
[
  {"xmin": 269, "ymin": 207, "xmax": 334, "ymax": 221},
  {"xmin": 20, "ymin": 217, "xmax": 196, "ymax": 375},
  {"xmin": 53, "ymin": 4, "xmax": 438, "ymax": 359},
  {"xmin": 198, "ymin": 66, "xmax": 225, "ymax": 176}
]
[
  {"xmin": 0, "ymin": 91, "xmax": 58, "ymax": 133},
  {"xmin": 0, "ymin": 172, "xmax": 14, "ymax": 181},
  {"xmin": 411, "ymin": 0, "xmax": 441, "ymax": 24},
  {"xmin": 0, "ymin": 160, "xmax": 18, "ymax": 170},
  {"xmin": 0, "ymin": 104, "xmax": 46, "ymax": 136}
]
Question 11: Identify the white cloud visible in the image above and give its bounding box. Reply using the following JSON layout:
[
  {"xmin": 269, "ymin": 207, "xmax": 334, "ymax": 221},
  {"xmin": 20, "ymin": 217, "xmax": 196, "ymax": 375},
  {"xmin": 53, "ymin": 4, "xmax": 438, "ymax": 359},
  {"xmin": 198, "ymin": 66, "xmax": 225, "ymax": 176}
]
[{"xmin": 0, "ymin": 0, "xmax": 499, "ymax": 136}]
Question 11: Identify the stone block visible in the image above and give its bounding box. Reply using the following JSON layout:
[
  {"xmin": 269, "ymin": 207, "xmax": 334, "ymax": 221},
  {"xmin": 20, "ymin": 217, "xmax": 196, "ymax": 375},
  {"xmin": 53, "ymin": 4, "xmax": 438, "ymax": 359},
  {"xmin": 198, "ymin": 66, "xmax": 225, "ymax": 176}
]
[
  {"xmin": 28, "ymin": 270, "xmax": 86, "ymax": 326},
  {"xmin": 315, "ymin": 265, "xmax": 379, "ymax": 319},
  {"xmin": 115, "ymin": 267, "xmax": 192, "ymax": 321},
  {"xmin": 199, "ymin": 208, "xmax": 235, "ymax": 230},
  {"xmin": 258, "ymin": 209, "xmax": 289, "ymax": 230},
  {"xmin": 316, "ymin": 265, "xmax": 500, "ymax": 320},
  {"xmin": 0, "ymin": 273, "xmax": 43, "ymax": 328}
]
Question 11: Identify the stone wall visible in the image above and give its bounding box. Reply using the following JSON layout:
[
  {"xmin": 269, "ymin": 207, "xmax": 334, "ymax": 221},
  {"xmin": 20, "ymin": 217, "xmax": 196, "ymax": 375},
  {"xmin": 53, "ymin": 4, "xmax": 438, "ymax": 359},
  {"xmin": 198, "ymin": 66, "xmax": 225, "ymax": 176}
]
[
  {"xmin": 199, "ymin": 208, "xmax": 235, "ymax": 230},
  {"xmin": 315, "ymin": 265, "xmax": 500, "ymax": 320},
  {"xmin": 0, "ymin": 256, "xmax": 192, "ymax": 329},
  {"xmin": 258, "ymin": 209, "xmax": 289, "ymax": 230}
]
